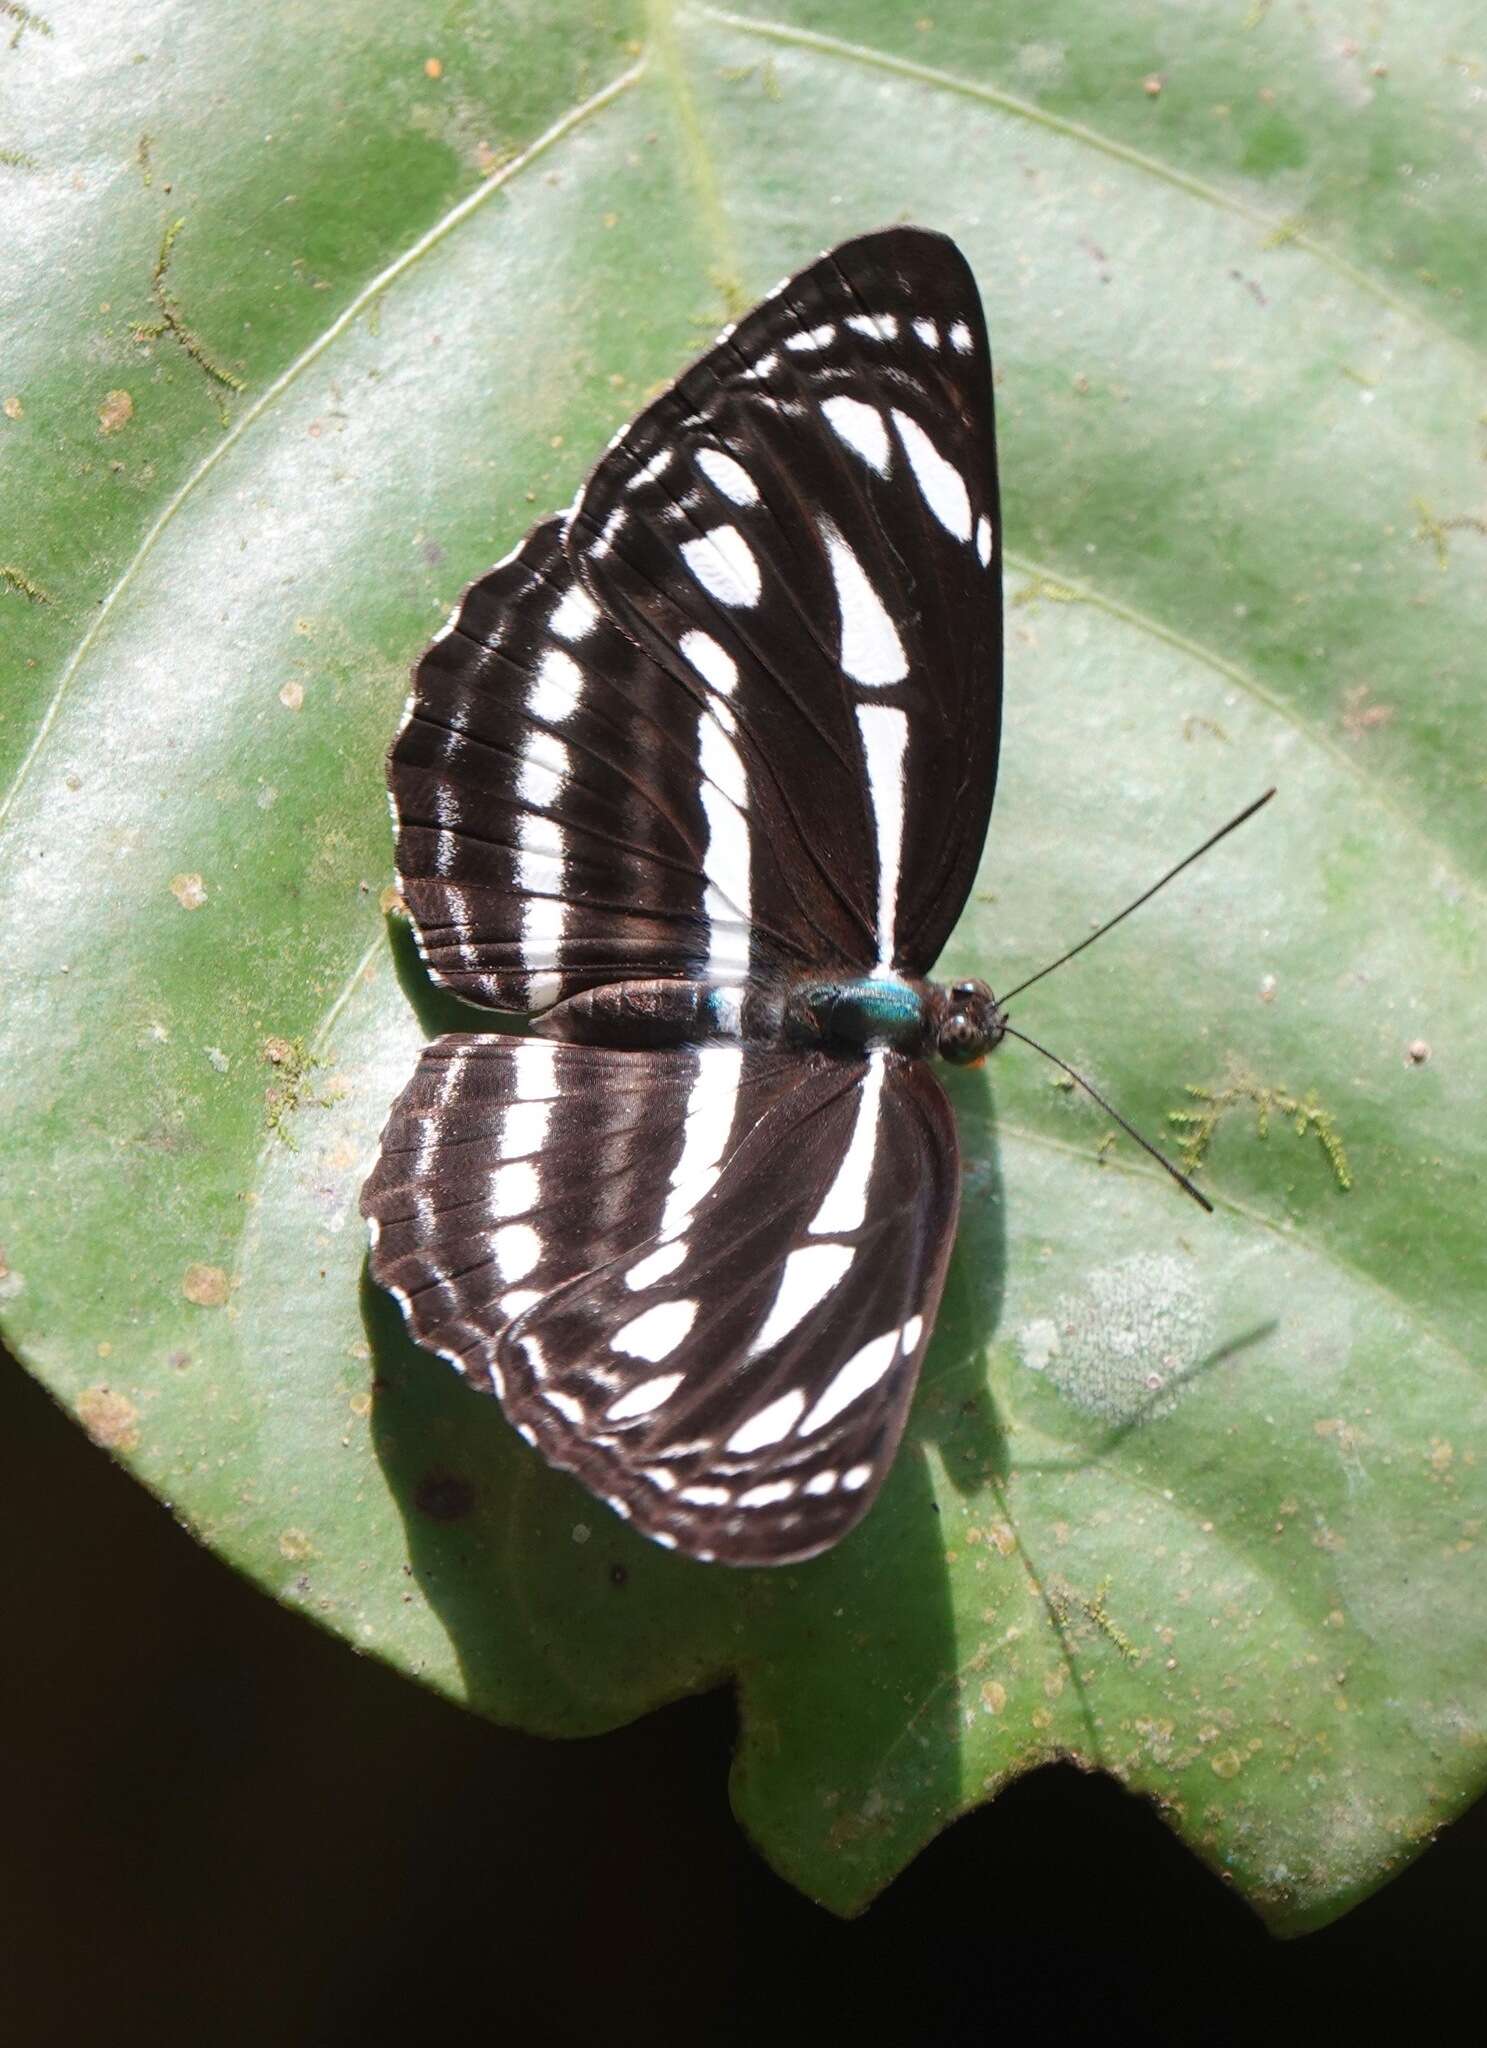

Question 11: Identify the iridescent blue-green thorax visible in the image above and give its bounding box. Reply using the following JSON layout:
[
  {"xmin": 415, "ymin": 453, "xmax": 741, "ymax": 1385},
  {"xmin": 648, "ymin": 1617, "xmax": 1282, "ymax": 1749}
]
[{"xmin": 784, "ymin": 975, "xmax": 931, "ymax": 1052}]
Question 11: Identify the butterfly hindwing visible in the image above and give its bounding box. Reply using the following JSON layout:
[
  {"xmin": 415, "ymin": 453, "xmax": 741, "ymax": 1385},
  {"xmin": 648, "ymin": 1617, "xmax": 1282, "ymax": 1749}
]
[{"xmin": 362, "ymin": 1035, "xmax": 960, "ymax": 1565}]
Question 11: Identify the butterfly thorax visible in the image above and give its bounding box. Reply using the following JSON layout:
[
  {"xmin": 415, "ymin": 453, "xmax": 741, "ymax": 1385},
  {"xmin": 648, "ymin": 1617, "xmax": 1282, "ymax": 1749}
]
[{"xmin": 532, "ymin": 973, "xmax": 1005, "ymax": 1064}]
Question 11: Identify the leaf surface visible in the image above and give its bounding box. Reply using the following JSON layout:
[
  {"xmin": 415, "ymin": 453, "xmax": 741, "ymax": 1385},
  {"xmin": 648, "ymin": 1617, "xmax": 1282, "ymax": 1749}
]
[{"xmin": 2, "ymin": 0, "xmax": 1483, "ymax": 1921}]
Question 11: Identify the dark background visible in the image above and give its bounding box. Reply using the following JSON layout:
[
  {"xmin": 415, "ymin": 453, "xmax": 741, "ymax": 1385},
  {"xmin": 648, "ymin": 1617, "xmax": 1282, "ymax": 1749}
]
[{"xmin": 6, "ymin": 1344, "xmax": 1479, "ymax": 2048}]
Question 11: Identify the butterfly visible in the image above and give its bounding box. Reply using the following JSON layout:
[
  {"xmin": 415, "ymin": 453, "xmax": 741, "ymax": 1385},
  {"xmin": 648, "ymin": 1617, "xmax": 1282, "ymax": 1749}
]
[{"xmin": 362, "ymin": 226, "xmax": 1210, "ymax": 1567}]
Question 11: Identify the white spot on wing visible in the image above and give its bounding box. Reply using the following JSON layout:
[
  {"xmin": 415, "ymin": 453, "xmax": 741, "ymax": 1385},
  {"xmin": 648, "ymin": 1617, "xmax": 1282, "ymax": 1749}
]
[
  {"xmin": 514, "ymin": 1040, "xmax": 559, "ymax": 1096},
  {"xmin": 680, "ymin": 629, "xmax": 738, "ymax": 696},
  {"xmin": 784, "ymin": 322, "xmax": 835, "ymax": 352},
  {"xmin": 625, "ymin": 1240, "xmax": 688, "ymax": 1291},
  {"xmin": 549, "ymin": 583, "xmax": 599, "ymax": 640},
  {"xmin": 846, "ymin": 311, "xmax": 899, "ymax": 341},
  {"xmin": 493, "ymin": 1222, "xmax": 541, "ymax": 1281},
  {"xmin": 748, "ymin": 1245, "xmax": 854, "ymax": 1357},
  {"xmin": 489, "ymin": 1160, "xmax": 538, "ymax": 1220},
  {"xmin": 499, "ymin": 1097, "xmax": 551, "ymax": 1160},
  {"xmin": 612, "ymin": 1299, "xmax": 698, "ymax": 1363},
  {"xmin": 679, "ymin": 1483, "xmax": 731, "ymax": 1506},
  {"xmin": 800, "ymin": 1328, "xmax": 901, "ymax": 1436},
  {"xmin": 681, "ymin": 526, "xmax": 761, "ymax": 608},
  {"xmin": 699, "ymin": 712, "xmax": 747, "ymax": 807},
  {"xmin": 809, "ymin": 1053, "xmax": 886, "ymax": 1236},
  {"xmin": 514, "ymin": 728, "xmax": 569, "ymax": 810},
  {"xmin": 820, "ymin": 521, "xmax": 907, "ymax": 685},
  {"xmin": 736, "ymin": 1479, "xmax": 797, "ymax": 1509},
  {"xmin": 529, "ymin": 646, "xmax": 585, "ymax": 724},
  {"xmin": 912, "ymin": 317, "xmax": 939, "ymax": 347},
  {"xmin": 976, "ymin": 514, "xmax": 993, "ymax": 567},
  {"xmin": 820, "ymin": 396, "xmax": 890, "ymax": 477},
  {"xmin": 626, "ymin": 447, "xmax": 674, "ymax": 492},
  {"xmin": 901, "ymin": 1314, "xmax": 924, "ymax": 1353},
  {"xmin": 695, "ymin": 447, "xmax": 759, "ymax": 506},
  {"xmin": 725, "ymin": 1386, "xmax": 807, "ymax": 1452},
  {"xmin": 804, "ymin": 1469, "xmax": 837, "ymax": 1495},
  {"xmin": 854, "ymin": 704, "xmax": 909, "ymax": 965},
  {"xmin": 948, "ymin": 319, "xmax": 973, "ymax": 354},
  {"xmin": 841, "ymin": 1463, "xmax": 874, "ymax": 1491},
  {"xmin": 661, "ymin": 1048, "xmax": 741, "ymax": 1239},
  {"xmin": 892, "ymin": 410, "xmax": 972, "ymax": 541},
  {"xmin": 607, "ymin": 1369, "xmax": 685, "ymax": 1419}
]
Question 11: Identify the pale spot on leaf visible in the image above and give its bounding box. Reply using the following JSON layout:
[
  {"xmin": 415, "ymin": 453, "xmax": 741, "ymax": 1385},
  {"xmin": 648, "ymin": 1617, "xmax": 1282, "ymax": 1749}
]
[
  {"xmin": 98, "ymin": 389, "xmax": 134, "ymax": 434},
  {"xmin": 183, "ymin": 1262, "xmax": 230, "ymax": 1307},
  {"xmin": 77, "ymin": 1387, "xmax": 140, "ymax": 1451}
]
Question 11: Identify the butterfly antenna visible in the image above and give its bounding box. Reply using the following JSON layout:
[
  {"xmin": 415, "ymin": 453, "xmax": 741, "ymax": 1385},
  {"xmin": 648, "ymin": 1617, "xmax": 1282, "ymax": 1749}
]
[
  {"xmin": 998, "ymin": 789, "xmax": 1275, "ymax": 1005},
  {"xmin": 1001, "ymin": 1023, "xmax": 1214, "ymax": 1213}
]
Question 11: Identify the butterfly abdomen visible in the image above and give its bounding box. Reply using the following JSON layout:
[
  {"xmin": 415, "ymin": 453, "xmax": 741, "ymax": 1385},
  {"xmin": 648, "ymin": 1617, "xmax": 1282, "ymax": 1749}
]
[{"xmin": 533, "ymin": 977, "xmax": 780, "ymax": 1047}]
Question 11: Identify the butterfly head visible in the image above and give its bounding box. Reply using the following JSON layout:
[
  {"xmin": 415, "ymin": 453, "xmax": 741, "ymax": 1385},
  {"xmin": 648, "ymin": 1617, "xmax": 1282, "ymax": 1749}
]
[{"xmin": 933, "ymin": 978, "xmax": 1006, "ymax": 1067}]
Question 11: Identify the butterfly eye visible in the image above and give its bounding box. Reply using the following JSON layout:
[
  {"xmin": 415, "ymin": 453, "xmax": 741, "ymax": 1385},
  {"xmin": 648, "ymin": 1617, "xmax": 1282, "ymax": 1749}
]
[
  {"xmin": 937, "ymin": 1011, "xmax": 986, "ymax": 1065},
  {"xmin": 950, "ymin": 979, "xmax": 980, "ymax": 1003}
]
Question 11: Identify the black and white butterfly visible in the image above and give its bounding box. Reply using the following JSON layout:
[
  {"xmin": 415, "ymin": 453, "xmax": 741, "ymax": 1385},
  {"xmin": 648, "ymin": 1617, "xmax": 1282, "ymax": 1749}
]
[{"xmin": 362, "ymin": 226, "xmax": 1008, "ymax": 1566}]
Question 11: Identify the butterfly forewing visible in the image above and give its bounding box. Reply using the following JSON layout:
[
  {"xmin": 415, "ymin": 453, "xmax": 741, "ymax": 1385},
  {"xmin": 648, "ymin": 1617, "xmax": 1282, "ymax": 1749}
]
[
  {"xmin": 569, "ymin": 225, "xmax": 1001, "ymax": 978},
  {"xmin": 363, "ymin": 1036, "xmax": 960, "ymax": 1564},
  {"xmin": 390, "ymin": 227, "xmax": 1000, "ymax": 1006}
]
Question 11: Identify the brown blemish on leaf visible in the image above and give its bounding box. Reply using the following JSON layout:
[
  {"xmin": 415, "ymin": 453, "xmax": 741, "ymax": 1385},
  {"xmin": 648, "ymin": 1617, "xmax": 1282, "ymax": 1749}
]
[
  {"xmin": 3, "ymin": 395, "xmax": 21, "ymax": 419},
  {"xmin": 2, "ymin": 2, "xmax": 53, "ymax": 47},
  {"xmin": 1182, "ymin": 712, "xmax": 1230, "ymax": 744},
  {"xmin": 1406, "ymin": 1039, "xmax": 1431, "ymax": 1066},
  {"xmin": 1414, "ymin": 498, "xmax": 1487, "ymax": 569},
  {"xmin": 1340, "ymin": 684, "xmax": 1392, "ymax": 737},
  {"xmin": 378, "ymin": 883, "xmax": 406, "ymax": 918},
  {"xmin": 278, "ymin": 1527, "xmax": 314, "ymax": 1562},
  {"xmin": 980, "ymin": 1680, "xmax": 1008, "ymax": 1714},
  {"xmin": 98, "ymin": 388, "xmax": 134, "ymax": 434},
  {"xmin": 77, "ymin": 1386, "xmax": 140, "ymax": 1451},
  {"xmin": 278, "ymin": 679, "xmax": 304, "ymax": 711},
  {"xmin": 133, "ymin": 215, "xmax": 246, "ymax": 412},
  {"xmin": 169, "ymin": 871, "xmax": 207, "ymax": 910},
  {"xmin": 2, "ymin": 564, "xmax": 50, "ymax": 603},
  {"xmin": 182, "ymin": 1261, "xmax": 230, "ymax": 1307},
  {"xmin": 424, "ymin": 54, "xmax": 443, "ymax": 77},
  {"xmin": 414, "ymin": 1471, "xmax": 476, "ymax": 1521}
]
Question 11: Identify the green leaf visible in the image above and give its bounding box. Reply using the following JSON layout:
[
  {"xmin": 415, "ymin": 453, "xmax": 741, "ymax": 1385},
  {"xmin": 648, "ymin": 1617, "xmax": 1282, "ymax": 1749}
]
[{"xmin": 3, "ymin": 0, "xmax": 1483, "ymax": 1924}]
